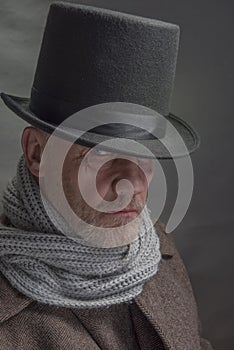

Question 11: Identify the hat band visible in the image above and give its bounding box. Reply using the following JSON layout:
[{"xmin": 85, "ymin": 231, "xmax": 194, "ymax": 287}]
[{"xmin": 29, "ymin": 87, "xmax": 167, "ymax": 140}]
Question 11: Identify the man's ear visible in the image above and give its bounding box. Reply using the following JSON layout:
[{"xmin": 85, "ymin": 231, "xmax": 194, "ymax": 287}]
[{"xmin": 21, "ymin": 127, "xmax": 47, "ymax": 179}]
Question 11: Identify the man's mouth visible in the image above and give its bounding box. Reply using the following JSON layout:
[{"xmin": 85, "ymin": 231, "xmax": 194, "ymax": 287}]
[{"xmin": 108, "ymin": 208, "xmax": 138, "ymax": 217}]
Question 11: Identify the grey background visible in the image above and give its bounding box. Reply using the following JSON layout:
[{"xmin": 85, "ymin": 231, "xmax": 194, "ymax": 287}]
[{"xmin": 0, "ymin": 0, "xmax": 233, "ymax": 349}]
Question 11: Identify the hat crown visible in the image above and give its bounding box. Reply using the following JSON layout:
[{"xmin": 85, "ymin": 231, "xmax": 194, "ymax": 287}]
[
  {"xmin": 30, "ymin": 1, "xmax": 180, "ymax": 123},
  {"xmin": 0, "ymin": 1, "xmax": 200, "ymax": 159}
]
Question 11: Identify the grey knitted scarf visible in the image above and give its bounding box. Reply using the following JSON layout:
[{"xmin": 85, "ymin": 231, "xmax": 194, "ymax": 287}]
[{"xmin": 0, "ymin": 154, "xmax": 161, "ymax": 309}]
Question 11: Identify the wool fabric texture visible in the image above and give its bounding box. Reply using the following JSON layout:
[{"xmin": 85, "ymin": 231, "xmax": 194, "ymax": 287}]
[{"xmin": 0, "ymin": 154, "xmax": 162, "ymax": 309}]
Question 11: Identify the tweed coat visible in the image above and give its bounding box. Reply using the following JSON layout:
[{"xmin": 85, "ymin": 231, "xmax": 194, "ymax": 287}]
[{"xmin": 0, "ymin": 216, "xmax": 213, "ymax": 350}]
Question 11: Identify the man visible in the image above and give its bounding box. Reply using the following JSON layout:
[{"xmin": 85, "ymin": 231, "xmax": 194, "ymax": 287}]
[{"xmin": 0, "ymin": 1, "xmax": 213, "ymax": 349}]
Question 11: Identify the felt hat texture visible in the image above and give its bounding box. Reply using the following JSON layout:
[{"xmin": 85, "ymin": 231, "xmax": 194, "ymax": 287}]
[{"xmin": 1, "ymin": 1, "xmax": 200, "ymax": 159}]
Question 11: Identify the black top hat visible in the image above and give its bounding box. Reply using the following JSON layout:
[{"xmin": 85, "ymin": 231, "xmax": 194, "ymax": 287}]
[{"xmin": 1, "ymin": 1, "xmax": 200, "ymax": 159}]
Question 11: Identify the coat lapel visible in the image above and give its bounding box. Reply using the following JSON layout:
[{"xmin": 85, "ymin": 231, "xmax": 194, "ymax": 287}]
[
  {"xmin": 0, "ymin": 271, "xmax": 33, "ymax": 323},
  {"xmin": 71, "ymin": 301, "xmax": 140, "ymax": 350},
  {"xmin": 133, "ymin": 222, "xmax": 201, "ymax": 350}
]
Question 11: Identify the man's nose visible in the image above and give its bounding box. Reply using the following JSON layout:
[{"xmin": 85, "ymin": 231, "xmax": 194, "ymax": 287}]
[{"xmin": 111, "ymin": 158, "xmax": 148, "ymax": 196}]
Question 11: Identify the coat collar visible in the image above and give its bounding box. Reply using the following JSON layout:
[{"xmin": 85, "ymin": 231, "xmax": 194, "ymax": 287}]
[{"xmin": 0, "ymin": 220, "xmax": 174, "ymax": 324}]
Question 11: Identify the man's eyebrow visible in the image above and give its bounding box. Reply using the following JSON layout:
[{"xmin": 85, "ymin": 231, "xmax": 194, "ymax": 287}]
[{"xmin": 72, "ymin": 146, "xmax": 91, "ymax": 160}]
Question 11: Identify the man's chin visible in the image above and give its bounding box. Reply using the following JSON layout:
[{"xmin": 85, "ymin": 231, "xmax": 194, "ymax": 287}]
[
  {"xmin": 95, "ymin": 215, "xmax": 138, "ymax": 228},
  {"xmin": 69, "ymin": 213, "xmax": 142, "ymax": 248},
  {"xmin": 75, "ymin": 210, "xmax": 139, "ymax": 227}
]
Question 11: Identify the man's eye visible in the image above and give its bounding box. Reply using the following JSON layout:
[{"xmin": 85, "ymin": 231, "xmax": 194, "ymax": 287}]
[
  {"xmin": 93, "ymin": 148, "xmax": 111, "ymax": 156},
  {"xmin": 86, "ymin": 148, "xmax": 114, "ymax": 168}
]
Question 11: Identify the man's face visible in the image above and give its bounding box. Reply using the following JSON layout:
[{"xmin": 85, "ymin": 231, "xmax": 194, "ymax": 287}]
[{"xmin": 41, "ymin": 137, "xmax": 154, "ymax": 247}]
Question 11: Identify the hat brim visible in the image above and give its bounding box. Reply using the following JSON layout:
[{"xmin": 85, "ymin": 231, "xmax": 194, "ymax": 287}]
[{"xmin": 1, "ymin": 92, "xmax": 200, "ymax": 159}]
